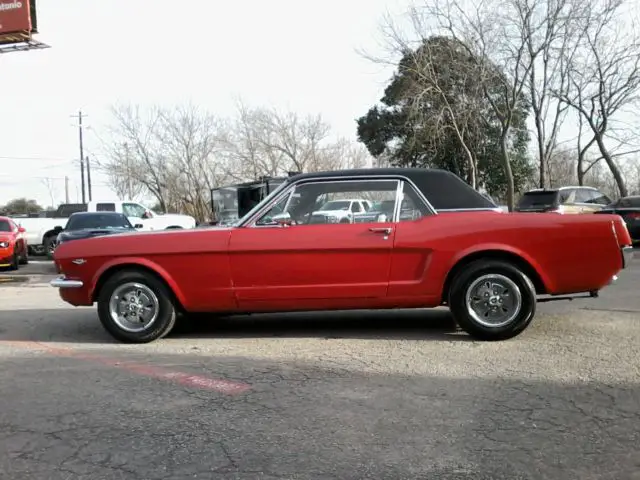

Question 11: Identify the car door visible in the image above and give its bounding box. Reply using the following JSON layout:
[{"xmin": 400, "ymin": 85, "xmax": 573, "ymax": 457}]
[{"xmin": 228, "ymin": 178, "xmax": 400, "ymax": 305}]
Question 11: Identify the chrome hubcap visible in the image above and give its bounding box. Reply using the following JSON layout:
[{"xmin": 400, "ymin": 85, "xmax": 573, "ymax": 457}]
[
  {"xmin": 108, "ymin": 282, "xmax": 160, "ymax": 333},
  {"xmin": 465, "ymin": 274, "xmax": 522, "ymax": 328}
]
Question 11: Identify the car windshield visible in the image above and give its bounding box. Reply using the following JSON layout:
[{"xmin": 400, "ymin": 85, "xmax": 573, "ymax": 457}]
[
  {"xmin": 517, "ymin": 191, "xmax": 558, "ymax": 207},
  {"xmin": 318, "ymin": 201, "xmax": 351, "ymax": 211},
  {"xmin": 65, "ymin": 214, "xmax": 133, "ymax": 230},
  {"xmin": 0, "ymin": 220, "xmax": 11, "ymax": 232}
]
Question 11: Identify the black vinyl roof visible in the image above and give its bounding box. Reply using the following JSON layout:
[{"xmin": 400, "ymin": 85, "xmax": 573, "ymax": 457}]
[{"xmin": 288, "ymin": 168, "xmax": 497, "ymax": 210}]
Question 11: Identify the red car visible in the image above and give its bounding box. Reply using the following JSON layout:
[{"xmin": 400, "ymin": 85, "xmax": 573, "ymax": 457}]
[
  {"xmin": 51, "ymin": 168, "xmax": 634, "ymax": 344},
  {"xmin": 0, "ymin": 216, "xmax": 29, "ymax": 269}
]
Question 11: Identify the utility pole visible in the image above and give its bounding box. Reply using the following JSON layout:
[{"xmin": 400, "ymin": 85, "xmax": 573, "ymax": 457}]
[
  {"xmin": 80, "ymin": 156, "xmax": 85, "ymax": 204},
  {"xmin": 86, "ymin": 155, "xmax": 92, "ymax": 201},
  {"xmin": 64, "ymin": 176, "xmax": 69, "ymax": 203},
  {"xmin": 71, "ymin": 110, "xmax": 87, "ymax": 203}
]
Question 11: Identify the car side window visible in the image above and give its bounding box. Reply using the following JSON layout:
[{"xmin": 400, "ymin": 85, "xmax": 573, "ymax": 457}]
[
  {"xmin": 96, "ymin": 203, "xmax": 116, "ymax": 212},
  {"xmin": 589, "ymin": 191, "xmax": 611, "ymax": 205},
  {"xmin": 559, "ymin": 190, "xmax": 574, "ymax": 204},
  {"xmin": 574, "ymin": 189, "xmax": 593, "ymax": 203},
  {"xmin": 396, "ymin": 181, "xmax": 432, "ymax": 222},
  {"xmin": 122, "ymin": 203, "xmax": 146, "ymax": 218},
  {"xmin": 252, "ymin": 179, "xmax": 400, "ymax": 226}
]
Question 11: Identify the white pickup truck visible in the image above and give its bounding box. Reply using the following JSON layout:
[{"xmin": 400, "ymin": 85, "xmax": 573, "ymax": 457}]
[{"xmin": 13, "ymin": 200, "xmax": 197, "ymax": 258}]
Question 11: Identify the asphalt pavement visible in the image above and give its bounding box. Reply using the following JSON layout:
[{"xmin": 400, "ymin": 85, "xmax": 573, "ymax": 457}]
[{"xmin": 0, "ymin": 257, "xmax": 638, "ymax": 479}]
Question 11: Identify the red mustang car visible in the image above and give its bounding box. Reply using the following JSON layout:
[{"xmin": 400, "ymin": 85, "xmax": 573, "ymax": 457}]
[
  {"xmin": 0, "ymin": 216, "xmax": 29, "ymax": 269},
  {"xmin": 51, "ymin": 168, "xmax": 634, "ymax": 343}
]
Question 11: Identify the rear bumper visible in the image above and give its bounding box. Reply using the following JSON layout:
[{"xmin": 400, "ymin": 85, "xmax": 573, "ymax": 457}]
[{"xmin": 622, "ymin": 246, "xmax": 634, "ymax": 268}]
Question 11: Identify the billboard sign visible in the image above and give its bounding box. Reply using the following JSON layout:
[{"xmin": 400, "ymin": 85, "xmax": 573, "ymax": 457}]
[{"xmin": 0, "ymin": 0, "xmax": 32, "ymax": 36}]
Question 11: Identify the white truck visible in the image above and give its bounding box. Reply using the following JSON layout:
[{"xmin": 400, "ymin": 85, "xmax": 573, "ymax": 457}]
[{"xmin": 13, "ymin": 200, "xmax": 197, "ymax": 258}]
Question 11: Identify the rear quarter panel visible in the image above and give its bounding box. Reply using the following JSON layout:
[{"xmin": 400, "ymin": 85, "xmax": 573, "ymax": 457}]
[{"xmin": 390, "ymin": 211, "xmax": 624, "ymax": 301}]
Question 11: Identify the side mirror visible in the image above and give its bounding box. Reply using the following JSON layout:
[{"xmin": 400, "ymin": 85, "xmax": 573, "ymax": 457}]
[
  {"xmin": 53, "ymin": 225, "xmax": 63, "ymax": 232},
  {"xmin": 17, "ymin": 226, "xmax": 26, "ymax": 233},
  {"xmin": 141, "ymin": 211, "xmax": 152, "ymax": 219},
  {"xmin": 134, "ymin": 223, "xmax": 144, "ymax": 229},
  {"xmin": 275, "ymin": 217, "xmax": 293, "ymax": 227}
]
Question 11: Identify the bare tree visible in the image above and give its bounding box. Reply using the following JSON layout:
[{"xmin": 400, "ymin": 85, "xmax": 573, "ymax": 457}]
[
  {"xmin": 369, "ymin": 25, "xmax": 485, "ymax": 187},
  {"xmin": 225, "ymin": 102, "xmax": 368, "ymax": 177},
  {"xmin": 519, "ymin": 0, "xmax": 576, "ymax": 188},
  {"xmin": 40, "ymin": 178, "xmax": 58, "ymax": 209},
  {"xmin": 98, "ymin": 103, "xmax": 231, "ymax": 221},
  {"xmin": 98, "ymin": 104, "xmax": 172, "ymax": 211},
  {"xmin": 156, "ymin": 104, "xmax": 230, "ymax": 221},
  {"xmin": 553, "ymin": 0, "xmax": 640, "ymax": 197},
  {"xmin": 404, "ymin": 0, "xmax": 540, "ymax": 210}
]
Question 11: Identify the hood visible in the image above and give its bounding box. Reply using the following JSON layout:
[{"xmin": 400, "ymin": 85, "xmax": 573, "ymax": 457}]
[
  {"xmin": 59, "ymin": 228, "xmax": 134, "ymax": 240},
  {"xmin": 54, "ymin": 225, "xmax": 233, "ymax": 260}
]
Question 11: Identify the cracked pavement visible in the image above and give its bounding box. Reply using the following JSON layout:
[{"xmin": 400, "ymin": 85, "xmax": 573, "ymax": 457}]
[{"xmin": 0, "ymin": 258, "xmax": 638, "ymax": 479}]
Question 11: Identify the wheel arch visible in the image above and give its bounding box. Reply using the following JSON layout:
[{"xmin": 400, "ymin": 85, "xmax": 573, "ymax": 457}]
[
  {"xmin": 42, "ymin": 229, "xmax": 59, "ymax": 244},
  {"xmin": 441, "ymin": 249, "xmax": 549, "ymax": 303},
  {"xmin": 91, "ymin": 259, "xmax": 187, "ymax": 312}
]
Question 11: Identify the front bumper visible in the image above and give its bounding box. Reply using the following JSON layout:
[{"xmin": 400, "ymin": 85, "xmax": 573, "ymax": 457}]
[
  {"xmin": 622, "ymin": 246, "xmax": 634, "ymax": 269},
  {"xmin": 50, "ymin": 276, "xmax": 84, "ymax": 288}
]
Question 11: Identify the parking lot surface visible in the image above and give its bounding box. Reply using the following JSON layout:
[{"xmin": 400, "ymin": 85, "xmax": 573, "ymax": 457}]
[{"xmin": 0, "ymin": 257, "xmax": 638, "ymax": 479}]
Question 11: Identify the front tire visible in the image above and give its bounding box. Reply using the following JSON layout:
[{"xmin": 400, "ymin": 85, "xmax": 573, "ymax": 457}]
[
  {"xmin": 8, "ymin": 251, "xmax": 18, "ymax": 271},
  {"xmin": 448, "ymin": 259, "xmax": 536, "ymax": 341},
  {"xmin": 44, "ymin": 235, "xmax": 57, "ymax": 260},
  {"xmin": 97, "ymin": 270, "xmax": 177, "ymax": 343}
]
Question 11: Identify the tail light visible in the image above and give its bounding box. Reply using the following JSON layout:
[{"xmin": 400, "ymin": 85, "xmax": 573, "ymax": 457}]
[
  {"xmin": 612, "ymin": 218, "xmax": 632, "ymax": 246},
  {"xmin": 624, "ymin": 212, "xmax": 640, "ymax": 219}
]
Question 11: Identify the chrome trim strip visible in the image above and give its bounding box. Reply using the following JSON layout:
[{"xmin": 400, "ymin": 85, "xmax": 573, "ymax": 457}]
[
  {"xmin": 392, "ymin": 180, "xmax": 403, "ymax": 222},
  {"xmin": 239, "ymin": 174, "xmax": 439, "ymax": 228},
  {"xmin": 50, "ymin": 276, "xmax": 84, "ymax": 288},
  {"xmin": 622, "ymin": 246, "xmax": 634, "ymax": 269}
]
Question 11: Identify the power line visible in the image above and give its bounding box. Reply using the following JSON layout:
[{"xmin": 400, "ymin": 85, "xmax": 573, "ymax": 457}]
[{"xmin": 0, "ymin": 155, "xmax": 71, "ymax": 161}]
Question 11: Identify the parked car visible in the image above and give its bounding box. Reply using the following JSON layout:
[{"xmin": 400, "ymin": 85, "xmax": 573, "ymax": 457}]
[
  {"xmin": 0, "ymin": 216, "xmax": 29, "ymax": 269},
  {"xmin": 55, "ymin": 212, "xmax": 142, "ymax": 247},
  {"xmin": 14, "ymin": 200, "xmax": 196, "ymax": 259},
  {"xmin": 50, "ymin": 167, "xmax": 633, "ymax": 344},
  {"xmin": 594, "ymin": 195, "xmax": 640, "ymax": 244},
  {"xmin": 515, "ymin": 186, "xmax": 611, "ymax": 214}
]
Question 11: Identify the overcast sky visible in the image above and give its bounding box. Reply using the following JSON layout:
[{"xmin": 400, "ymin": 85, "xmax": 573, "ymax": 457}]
[{"xmin": 0, "ymin": 0, "xmax": 410, "ymax": 207}]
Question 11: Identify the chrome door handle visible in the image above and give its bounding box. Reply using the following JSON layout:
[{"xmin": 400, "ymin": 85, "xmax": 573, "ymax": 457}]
[{"xmin": 369, "ymin": 227, "xmax": 393, "ymax": 235}]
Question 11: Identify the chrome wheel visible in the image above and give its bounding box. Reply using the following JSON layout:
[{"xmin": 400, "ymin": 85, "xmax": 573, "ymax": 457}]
[
  {"xmin": 464, "ymin": 274, "xmax": 522, "ymax": 328},
  {"xmin": 108, "ymin": 282, "xmax": 160, "ymax": 333}
]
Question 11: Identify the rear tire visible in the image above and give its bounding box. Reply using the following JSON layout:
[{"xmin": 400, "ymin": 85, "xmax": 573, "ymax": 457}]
[
  {"xmin": 19, "ymin": 246, "xmax": 28, "ymax": 265},
  {"xmin": 97, "ymin": 269, "xmax": 177, "ymax": 343},
  {"xmin": 448, "ymin": 259, "xmax": 536, "ymax": 341}
]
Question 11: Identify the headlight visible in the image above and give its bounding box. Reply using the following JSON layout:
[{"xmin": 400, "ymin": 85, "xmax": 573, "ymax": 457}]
[
  {"xmin": 0, "ymin": 241, "xmax": 8, "ymax": 248},
  {"xmin": 326, "ymin": 216, "xmax": 338, "ymax": 223}
]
